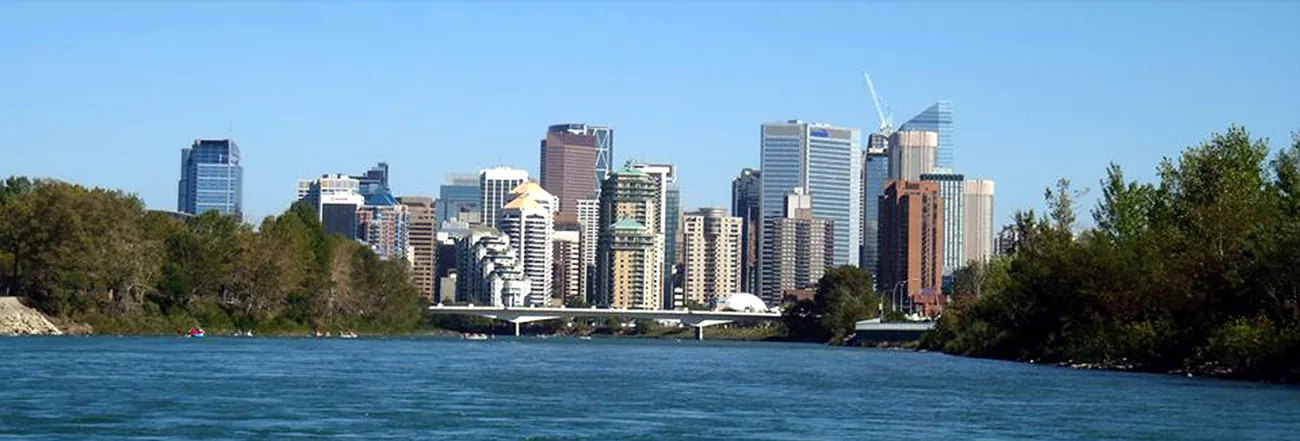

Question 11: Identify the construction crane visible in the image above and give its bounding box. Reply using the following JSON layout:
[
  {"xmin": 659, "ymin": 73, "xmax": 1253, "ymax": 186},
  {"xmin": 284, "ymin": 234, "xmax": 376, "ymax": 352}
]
[{"xmin": 863, "ymin": 72, "xmax": 894, "ymax": 135}]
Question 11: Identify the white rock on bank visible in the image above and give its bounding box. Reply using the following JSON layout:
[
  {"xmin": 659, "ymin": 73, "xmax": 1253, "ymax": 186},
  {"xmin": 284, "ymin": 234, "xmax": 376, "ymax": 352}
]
[{"xmin": 0, "ymin": 297, "xmax": 64, "ymax": 336}]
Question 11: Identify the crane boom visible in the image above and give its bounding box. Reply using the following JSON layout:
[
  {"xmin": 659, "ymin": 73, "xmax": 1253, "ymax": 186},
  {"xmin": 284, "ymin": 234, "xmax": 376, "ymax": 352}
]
[{"xmin": 863, "ymin": 72, "xmax": 893, "ymax": 134}]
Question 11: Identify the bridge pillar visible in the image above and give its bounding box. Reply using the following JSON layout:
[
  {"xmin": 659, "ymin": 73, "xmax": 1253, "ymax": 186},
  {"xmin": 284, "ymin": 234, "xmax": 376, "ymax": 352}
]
[
  {"xmin": 514, "ymin": 321, "xmax": 521, "ymax": 337},
  {"xmin": 681, "ymin": 318, "xmax": 733, "ymax": 341}
]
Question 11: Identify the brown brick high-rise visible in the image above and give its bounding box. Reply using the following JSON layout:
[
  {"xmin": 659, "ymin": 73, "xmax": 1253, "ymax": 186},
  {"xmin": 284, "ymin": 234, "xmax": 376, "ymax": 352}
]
[{"xmin": 879, "ymin": 180, "xmax": 944, "ymax": 315}]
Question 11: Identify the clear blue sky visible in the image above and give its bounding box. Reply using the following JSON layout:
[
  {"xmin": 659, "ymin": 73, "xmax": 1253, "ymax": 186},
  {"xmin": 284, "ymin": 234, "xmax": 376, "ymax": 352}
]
[{"xmin": 2, "ymin": 1, "xmax": 1297, "ymax": 227}]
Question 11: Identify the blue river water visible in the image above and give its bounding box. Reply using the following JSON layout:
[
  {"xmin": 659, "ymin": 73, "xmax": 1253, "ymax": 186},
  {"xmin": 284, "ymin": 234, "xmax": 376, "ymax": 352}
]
[{"xmin": 1, "ymin": 336, "xmax": 1297, "ymax": 440}]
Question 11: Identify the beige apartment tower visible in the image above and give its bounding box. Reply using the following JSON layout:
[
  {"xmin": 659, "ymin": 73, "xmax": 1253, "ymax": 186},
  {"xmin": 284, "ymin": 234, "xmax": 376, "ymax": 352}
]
[
  {"xmin": 397, "ymin": 196, "xmax": 437, "ymax": 301},
  {"xmin": 681, "ymin": 208, "xmax": 743, "ymax": 307}
]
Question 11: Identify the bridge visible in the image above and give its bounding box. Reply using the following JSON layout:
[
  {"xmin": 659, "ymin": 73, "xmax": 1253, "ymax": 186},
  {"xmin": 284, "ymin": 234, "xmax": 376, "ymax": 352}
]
[
  {"xmin": 852, "ymin": 319, "xmax": 936, "ymax": 342},
  {"xmin": 428, "ymin": 305, "xmax": 781, "ymax": 340}
]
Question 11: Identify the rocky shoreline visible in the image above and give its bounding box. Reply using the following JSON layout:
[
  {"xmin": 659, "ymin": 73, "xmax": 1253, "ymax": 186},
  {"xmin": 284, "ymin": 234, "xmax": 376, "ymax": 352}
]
[{"xmin": 0, "ymin": 297, "xmax": 64, "ymax": 336}]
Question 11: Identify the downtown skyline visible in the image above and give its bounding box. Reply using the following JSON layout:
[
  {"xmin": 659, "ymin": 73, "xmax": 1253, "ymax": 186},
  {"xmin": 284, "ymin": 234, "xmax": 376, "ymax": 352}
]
[{"xmin": 2, "ymin": 2, "xmax": 1297, "ymax": 229}]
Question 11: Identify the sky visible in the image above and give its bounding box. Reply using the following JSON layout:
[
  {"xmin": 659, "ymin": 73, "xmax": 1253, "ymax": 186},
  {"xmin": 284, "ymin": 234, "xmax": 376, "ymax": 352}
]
[{"xmin": 2, "ymin": 1, "xmax": 1298, "ymax": 227}]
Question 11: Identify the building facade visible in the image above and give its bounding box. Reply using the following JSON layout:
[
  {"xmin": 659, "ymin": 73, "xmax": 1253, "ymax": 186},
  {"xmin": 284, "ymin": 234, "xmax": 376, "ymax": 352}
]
[
  {"xmin": 629, "ymin": 162, "xmax": 680, "ymax": 308},
  {"xmin": 479, "ymin": 167, "xmax": 529, "ymax": 229},
  {"xmin": 551, "ymin": 230, "xmax": 582, "ymax": 306},
  {"xmin": 898, "ymin": 101, "xmax": 954, "ymax": 169},
  {"xmin": 889, "ymin": 130, "xmax": 938, "ymax": 181},
  {"xmin": 860, "ymin": 137, "xmax": 889, "ymax": 284},
  {"xmin": 178, "ymin": 138, "xmax": 243, "ymax": 219},
  {"xmin": 731, "ymin": 168, "xmax": 761, "ymax": 294},
  {"xmin": 922, "ymin": 171, "xmax": 966, "ymax": 278},
  {"xmin": 398, "ymin": 196, "xmax": 437, "ymax": 301},
  {"xmin": 437, "ymin": 173, "xmax": 481, "ymax": 224},
  {"xmin": 498, "ymin": 186, "xmax": 555, "ymax": 307},
  {"xmin": 357, "ymin": 201, "xmax": 411, "ymax": 261},
  {"xmin": 576, "ymin": 198, "xmax": 600, "ymax": 303},
  {"xmin": 760, "ymin": 121, "xmax": 861, "ymax": 287},
  {"xmin": 761, "ymin": 188, "xmax": 834, "ymax": 304},
  {"xmin": 353, "ymin": 162, "xmax": 390, "ymax": 199},
  {"xmin": 963, "ymin": 180, "xmax": 996, "ymax": 266},
  {"xmin": 540, "ymin": 125, "xmax": 599, "ymax": 215},
  {"xmin": 298, "ymin": 174, "xmax": 364, "ymax": 239},
  {"xmin": 681, "ymin": 208, "xmax": 743, "ymax": 307},
  {"xmin": 595, "ymin": 167, "xmax": 662, "ymax": 309},
  {"xmin": 456, "ymin": 228, "xmax": 532, "ymax": 307},
  {"xmin": 546, "ymin": 123, "xmax": 614, "ymax": 197},
  {"xmin": 878, "ymin": 180, "xmax": 944, "ymax": 312}
]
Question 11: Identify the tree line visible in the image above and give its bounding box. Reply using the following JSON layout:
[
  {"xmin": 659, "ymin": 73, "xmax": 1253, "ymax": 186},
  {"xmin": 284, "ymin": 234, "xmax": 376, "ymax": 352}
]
[
  {"xmin": 0, "ymin": 178, "xmax": 422, "ymax": 334},
  {"xmin": 927, "ymin": 126, "xmax": 1300, "ymax": 383}
]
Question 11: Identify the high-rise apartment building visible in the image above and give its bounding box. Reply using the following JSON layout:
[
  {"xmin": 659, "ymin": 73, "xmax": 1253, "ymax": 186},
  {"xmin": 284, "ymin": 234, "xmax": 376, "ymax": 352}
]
[
  {"xmin": 963, "ymin": 180, "xmax": 996, "ymax": 266},
  {"xmin": 595, "ymin": 167, "xmax": 662, "ymax": 309},
  {"xmin": 551, "ymin": 229, "xmax": 582, "ymax": 306},
  {"xmin": 357, "ymin": 201, "xmax": 411, "ymax": 261},
  {"xmin": 438, "ymin": 174, "xmax": 481, "ymax": 224},
  {"xmin": 761, "ymin": 188, "xmax": 834, "ymax": 304},
  {"xmin": 479, "ymin": 167, "xmax": 529, "ymax": 229},
  {"xmin": 540, "ymin": 126, "xmax": 599, "ymax": 215},
  {"xmin": 898, "ymin": 101, "xmax": 953, "ymax": 169},
  {"xmin": 629, "ymin": 162, "xmax": 680, "ymax": 308},
  {"xmin": 499, "ymin": 185, "xmax": 555, "ymax": 307},
  {"xmin": 456, "ymin": 228, "xmax": 531, "ymax": 307},
  {"xmin": 178, "ymin": 138, "xmax": 243, "ymax": 219},
  {"xmin": 546, "ymin": 123, "xmax": 614, "ymax": 196},
  {"xmin": 682, "ymin": 208, "xmax": 743, "ymax": 307},
  {"xmin": 889, "ymin": 130, "xmax": 938, "ymax": 180},
  {"xmin": 760, "ymin": 120, "xmax": 861, "ymax": 279},
  {"xmin": 576, "ymin": 198, "xmax": 600, "ymax": 302},
  {"xmin": 922, "ymin": 171, "xmax": 966, "ymax": 278},
  {"xmin": 398, "ymin": 196, "xmax": 437, "ymax": 301},
  {"xmin": 878, "ymin": 180, "xmax": 944, "ymax": 310},
  {"xmin": 731, "ymin": 168, "xmax": 762, "ymax": 294},
  {"xmin": 298, "ymin": 174, "xmax": 364, "ymax": 239}
]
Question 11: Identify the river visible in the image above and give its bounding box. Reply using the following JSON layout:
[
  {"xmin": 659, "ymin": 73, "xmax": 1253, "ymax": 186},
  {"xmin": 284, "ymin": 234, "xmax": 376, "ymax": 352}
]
[{"xmin": 1, "ymin": 337, "xmax": 1296, "ymax": 440}]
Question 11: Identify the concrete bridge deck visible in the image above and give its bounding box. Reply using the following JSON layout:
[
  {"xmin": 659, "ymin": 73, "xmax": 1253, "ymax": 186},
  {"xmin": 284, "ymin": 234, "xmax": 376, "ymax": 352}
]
[{"xmin": 428, "ymin": 305, "xmax": 781, "ymax": 339}]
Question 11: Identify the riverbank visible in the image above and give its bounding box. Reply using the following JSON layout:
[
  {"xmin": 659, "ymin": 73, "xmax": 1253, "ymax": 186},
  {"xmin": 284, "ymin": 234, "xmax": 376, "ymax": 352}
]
[{"xmin": 0, "ymin": 297, "xmax": 63, "ymax": 336}]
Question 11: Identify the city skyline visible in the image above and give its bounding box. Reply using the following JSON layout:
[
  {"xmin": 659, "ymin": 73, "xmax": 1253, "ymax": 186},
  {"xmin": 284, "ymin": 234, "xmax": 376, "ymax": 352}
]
[{"xmin": 4, "ymin": 3, "xmax": 1295, "ymax": 229}]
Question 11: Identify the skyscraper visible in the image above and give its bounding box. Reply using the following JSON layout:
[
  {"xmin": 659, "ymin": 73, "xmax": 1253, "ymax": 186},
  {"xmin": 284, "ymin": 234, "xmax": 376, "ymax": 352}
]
[
  {"xmin": 540, "ymin": 125, "xmax": 599, "ymax": 215},
  {"xmin": 437, "ymin": 174, "xmax": 481, "ymax": 224},
  {"xmin": 479, "ymin": 167, "xmax": 529, "ymax": 229},
  {"xmin": 298, "ymin": 174, "xmax": 364, "ymax": 239},
  {"xmin": 595, "ymin": 167, "xmax": 662, "ymax": 309},
  {"xmin": 629, "ymin": 162, "xmax": 680, "ymax": 308},
  {"xmin": 963, "ymin": 180, "xmax": 996, "ymax": 266},
  {"xmin": 759, "ymin": 120, "xmax": 861, "ymax": 276},
  {"xmin": 860, "ymin": 135, "xmax": 890, "ymax": 284},
  {"xmin": 889, "ymin": 130, "xmax": 938, "ymax": 180},
  {"xmin": 730, "ymin": 168, "xmax": 761, "ymax": 293},
  {"xmin": 576, "ymin": 198, "xmax": 600, "ymax": 303},
  {"xmin": 922, "ymin": 171, "xmax": 966, "ymax": 279},
  {"xmin": 551, "ymin": 229, "xmax": 582, "ymax": 306},
  {"xmin": 898, "ymin": 101, "xmax": 953, "ymax": 169},
  {"xmin": 398, "ymin": 196, "xmax": 437, "ymax": 301},
  {"xmin": 499, "ymin": 186, "xmax": 555, "ymax": 307},
  {"xmin": 177, "ymin": 138, "xmax": 243, "ymax": 219},
  {"xmin": 761, "ymin": 188, "xmax": 834, "ymax": 304},
  {"xmin": 682, "ymin": 208, "xmax": 743, "ymax": 308},
  {"xmin": 546, "ymin": 123, "xmax": 614, "ymax": 197},
  {"xmin": 879, "ymin": 180, "xmax": 943, "ymax": 312}
]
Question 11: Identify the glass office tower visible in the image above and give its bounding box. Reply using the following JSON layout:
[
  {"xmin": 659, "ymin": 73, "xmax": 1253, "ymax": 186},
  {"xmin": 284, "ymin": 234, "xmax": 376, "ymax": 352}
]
[
  {"xmin": 177, "ymin": 138, "xmax": 242, "ymax": 219},
  {"xmin": 899, "ymin": 101, "xmax": 954, "ymax": 169}
]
